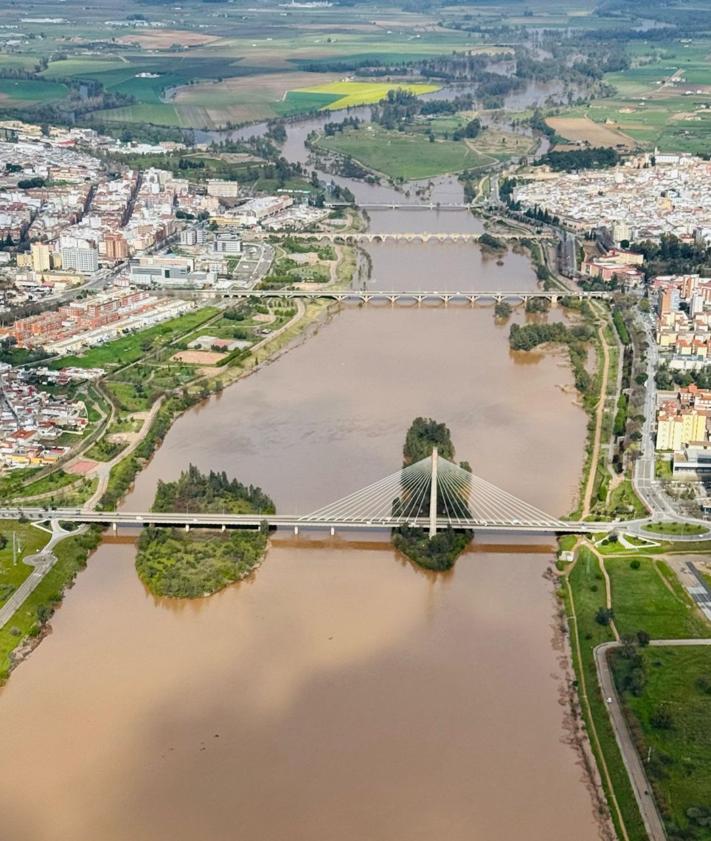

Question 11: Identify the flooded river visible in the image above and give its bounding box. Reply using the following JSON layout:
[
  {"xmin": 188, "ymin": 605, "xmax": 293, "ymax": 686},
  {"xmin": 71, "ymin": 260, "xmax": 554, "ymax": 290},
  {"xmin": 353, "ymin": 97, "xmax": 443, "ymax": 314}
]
[{"xmin": 0, "ymin": 126, "xmax": 602, "ymax": 840}]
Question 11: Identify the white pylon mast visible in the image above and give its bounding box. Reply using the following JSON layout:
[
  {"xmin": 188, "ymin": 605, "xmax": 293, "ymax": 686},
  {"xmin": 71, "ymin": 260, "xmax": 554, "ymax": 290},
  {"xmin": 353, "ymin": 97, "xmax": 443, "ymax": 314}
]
[{"xmin": 429, "ymin": 447, "xmax": 438, "ymax": 538}]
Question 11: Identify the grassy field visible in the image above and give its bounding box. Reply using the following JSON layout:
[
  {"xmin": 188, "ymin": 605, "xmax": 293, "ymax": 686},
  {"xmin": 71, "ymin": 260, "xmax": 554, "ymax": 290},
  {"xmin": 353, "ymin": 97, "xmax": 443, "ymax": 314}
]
[
  {"xmin": 0, "ymin": 523, "xmax": 50, "ymax": 608},
  {"xmin": 606, "ymin": 555, "xmax": 710, "ymax": 640},
  {"xmin": 52, "ymin": 307, "xmax": 218, "ymax": 370},
  {"xmin": 287, "ymin": 80, "xmax": 440, "ymax": 110},
  {"xmin": 563, "ymin": 547, "xmax": 649, "ymax": 841},
  {"xmin": 612, "ymin": 647, "xmax": 711, "ymax": 839},
  {"xmin": 0, "ymin": 79, "xmax": 68, "ymax": 105},
  {"xmin": 318, "ymin": 124, "xmax": 492, "ymax": 181}
]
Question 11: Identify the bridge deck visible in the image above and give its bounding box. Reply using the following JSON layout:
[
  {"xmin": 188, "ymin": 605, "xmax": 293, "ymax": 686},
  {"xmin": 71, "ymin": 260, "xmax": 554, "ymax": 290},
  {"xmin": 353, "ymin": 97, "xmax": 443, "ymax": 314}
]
[{"xmin": 0, "ymin": 508, "xmax": 611, "ymax": 534}]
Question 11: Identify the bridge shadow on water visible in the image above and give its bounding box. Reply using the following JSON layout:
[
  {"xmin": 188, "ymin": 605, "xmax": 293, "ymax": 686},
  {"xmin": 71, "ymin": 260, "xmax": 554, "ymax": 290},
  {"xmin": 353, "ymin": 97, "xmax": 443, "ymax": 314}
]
[{"xmin": 101, "ymin": 533, "xmax": 556, "ymax": 555}]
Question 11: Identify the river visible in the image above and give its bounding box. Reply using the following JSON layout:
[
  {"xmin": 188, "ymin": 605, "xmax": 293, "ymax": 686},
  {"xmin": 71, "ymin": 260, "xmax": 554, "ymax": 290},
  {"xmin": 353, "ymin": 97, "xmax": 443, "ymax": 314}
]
[{"xmin": 0, "ymin": 112, "xmax": 604, "ymax": 841}]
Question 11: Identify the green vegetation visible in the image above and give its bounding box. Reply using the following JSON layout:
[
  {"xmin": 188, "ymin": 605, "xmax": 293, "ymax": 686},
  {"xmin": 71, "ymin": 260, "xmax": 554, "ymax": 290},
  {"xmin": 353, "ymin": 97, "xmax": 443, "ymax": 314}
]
[
  {"xmin": 478, "ymin": 233, "xmax": 506, "ymax": 253},
  {"xmin": 393, "ymin": 418, "xmax": 471, "ymax": 572},
  {"xmin": 135, "ymin": 465, "xmax": 274, "ymax": 598},
  {"xmin": 318, "ymin": 124, "xmax": 486, "ymax": 181},
  {"xmin": 644, "ymin": 522, "xmax": 708, "ymax": 537},
  {"xmin": 607, "ymin": 556, "xmax": 709, "ymax": 640},
  {"xmin": 612, "ymin": 647, "xmax": 711, "ymax": 839},
  {"xmin": 539, "ymin": 147, "xmax": 620, "ymax": 172},
  {"xmin": 494, "ymin": 300, "xmax": 512, "ymax": 320},
  {"xmin": 563, "ymin": 537, "xmax": 711, "ymax": 841},
  {"xmin": 0, "ymin": 523, "xmax": 50, "ymax": 607},
  {"xmin": 509, "ymin": 321, "xmax": 596, "ymax": 396},
  {"xmin": 54, "ymin": 307, "xmax": 219, "ymax": 370},
  {"xmin": 613, "ymin": 309, "xmax": 631, "ymax": 346},
  {"xmin": 0, "ymin": 526, "xmax": 101, "ymax": 683},
  {"xmin": 403, "ymin": 417, "xmax": 455, "ymax": 464},
  {"xmin": 563, "ymin": 546, "xmax": 648, "ymax": 841}
]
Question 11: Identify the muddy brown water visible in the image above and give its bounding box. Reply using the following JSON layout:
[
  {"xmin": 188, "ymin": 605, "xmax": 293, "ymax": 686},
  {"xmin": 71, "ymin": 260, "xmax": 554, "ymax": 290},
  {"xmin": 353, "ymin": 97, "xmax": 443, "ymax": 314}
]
[{"xmin": 0, "ymin": 170, "xmax": 601, "ymax": 839}]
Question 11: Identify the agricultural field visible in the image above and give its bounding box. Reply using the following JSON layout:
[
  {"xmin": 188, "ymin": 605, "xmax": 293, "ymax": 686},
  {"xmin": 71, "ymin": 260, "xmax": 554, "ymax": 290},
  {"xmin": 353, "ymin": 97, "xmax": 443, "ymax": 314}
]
[
  {"xmin": 171, "ymin": 71, "xmax": 341, "ymax": 127},
  {"xmin": 546, "ymin": 116, "xmax": 638, "ymax": 149},
  {"xmin": 554, "ymin": 38, "xmax": 711, "ymax": 154},
  {"xmin": 0, "ymin": 79, "xmax": 68, "ymax": 106},
  {"xmin": 285, "ymin": 80, "xmax": 441, "ymax": 111},
  {"xmin": 0, "ymin": 0, "xmax": 491, "ymax": 130}
]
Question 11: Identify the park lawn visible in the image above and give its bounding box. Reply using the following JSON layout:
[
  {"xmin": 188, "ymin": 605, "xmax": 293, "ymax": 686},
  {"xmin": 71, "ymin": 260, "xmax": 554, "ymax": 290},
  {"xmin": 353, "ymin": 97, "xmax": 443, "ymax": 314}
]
[
  {"xmin": 52, "ymin": 307, "xmax": 218, "ymax": 370},
  {"xmin": 289, "ymin": 80, "xmax": 440, "ymax": 110},
  {"xmin": 0, "ymin": 522, "xmax": 50, "ymax": 609},
  {"xmin": 613, "ymin": 647, "xmax": 711, "ymax": 839},
  {"xmin": 606, "ymin": 556, "xmax": 710, "ymax": 640},
  {"xmin": 319, "ymin": 125, "xmax": 488, "ymax": 180}
]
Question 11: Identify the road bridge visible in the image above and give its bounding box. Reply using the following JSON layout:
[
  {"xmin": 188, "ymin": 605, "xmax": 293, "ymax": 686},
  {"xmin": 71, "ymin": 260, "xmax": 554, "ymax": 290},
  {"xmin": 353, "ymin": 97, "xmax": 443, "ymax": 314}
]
[{"xmin": 0, "ymin": 454, "xmax": 622, "ymax": 537}]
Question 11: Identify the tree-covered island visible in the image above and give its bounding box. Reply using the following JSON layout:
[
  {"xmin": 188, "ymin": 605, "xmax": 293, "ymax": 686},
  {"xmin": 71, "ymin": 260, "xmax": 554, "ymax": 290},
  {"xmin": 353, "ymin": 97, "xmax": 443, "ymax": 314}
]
[
  {"xmin": 392, "ymin": 418, "xmax": 473, "ymax": 572},
  {"xmin": 136, "ymin": 465, "xmax": 275, "ymax": 598}
]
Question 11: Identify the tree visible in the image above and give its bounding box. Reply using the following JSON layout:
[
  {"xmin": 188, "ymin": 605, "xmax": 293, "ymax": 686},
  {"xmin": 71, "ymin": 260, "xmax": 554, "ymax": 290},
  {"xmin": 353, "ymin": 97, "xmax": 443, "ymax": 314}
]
[
  {"xmin": 595, "ymin": 606, "xmax": 614, "ymax": 626},
  {"xmin": 650, "ymin": 705, "xmax": 674, "ymax": 730}
]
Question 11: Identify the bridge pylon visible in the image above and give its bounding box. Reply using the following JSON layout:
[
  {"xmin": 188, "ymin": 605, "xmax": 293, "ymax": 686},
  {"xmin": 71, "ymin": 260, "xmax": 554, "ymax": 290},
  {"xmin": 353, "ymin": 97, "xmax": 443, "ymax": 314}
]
[{"xmin": 429, "ymin": 448, "xmax": 439, "ymax": 538}]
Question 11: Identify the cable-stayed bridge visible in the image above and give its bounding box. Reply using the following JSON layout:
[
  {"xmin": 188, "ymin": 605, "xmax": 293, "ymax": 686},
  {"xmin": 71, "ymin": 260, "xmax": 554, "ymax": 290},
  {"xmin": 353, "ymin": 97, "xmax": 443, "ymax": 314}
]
[{"xmin": 0, "ymin": 452, "xmax": 616, "ymax": 536}]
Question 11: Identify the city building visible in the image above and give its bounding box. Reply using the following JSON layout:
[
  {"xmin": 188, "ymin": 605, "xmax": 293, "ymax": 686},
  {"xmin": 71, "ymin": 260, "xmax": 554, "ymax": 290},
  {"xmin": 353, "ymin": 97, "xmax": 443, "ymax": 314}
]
[
  {"xmin": 60, "ymin": 236, "xmax": 99, "ymax": 274},
  {"xmin": 655, "ymin": 401, "xmax": 708, "ymax": 450},
  {"xmin": 211, "ymin": 231, "xmax": 242, "ymax": 256},
  {"xmin": 30, "ymin": 242, "xmax": 51, "ymax": 273}
]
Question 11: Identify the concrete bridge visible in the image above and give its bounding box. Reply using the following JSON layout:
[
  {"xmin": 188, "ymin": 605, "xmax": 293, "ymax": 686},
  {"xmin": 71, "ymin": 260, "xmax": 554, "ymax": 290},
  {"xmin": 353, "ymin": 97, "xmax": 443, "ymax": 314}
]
[
  {"xmin": 0, "ymin": 506, "xmax": 614, "ymax": 536},
  {"xmin": 325, "ymin": 202, "xmax": 472, "ymax": 211},
  {"xmin": 252, "ymin": 231, "xmax": 553, "ymax": 245},
  {"xmin": 191, "ymin": 288, "xmax": 612, "ymax": 304}
]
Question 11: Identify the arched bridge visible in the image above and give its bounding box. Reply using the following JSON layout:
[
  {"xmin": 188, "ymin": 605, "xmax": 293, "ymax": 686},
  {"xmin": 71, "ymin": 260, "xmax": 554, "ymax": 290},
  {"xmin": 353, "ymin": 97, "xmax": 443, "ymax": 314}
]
[
  {"xmin": 252, "ymin": 231, "xmax": 554, "ymax": 245},
  {"xmin": 0, "ymin": 452, "xmax": 618, "ymax": 537},
  {"xmin": 194, "ymin": 288, "xmax": 612, "ymax": 304}
]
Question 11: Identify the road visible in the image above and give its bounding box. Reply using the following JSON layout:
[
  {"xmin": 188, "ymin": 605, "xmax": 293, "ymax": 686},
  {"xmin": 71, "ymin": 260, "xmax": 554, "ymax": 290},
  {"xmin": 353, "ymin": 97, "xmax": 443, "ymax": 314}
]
[
  {"xmin": 0, "ymin": 521, "xmax": 83, "ymax": 631},
  {"xmin": 595, "ymin": 638, "xmax": 711, "ymax": 841},
  {"xmin": 632, "ymin": 311, "xmax": 681, "ymax": 519}
]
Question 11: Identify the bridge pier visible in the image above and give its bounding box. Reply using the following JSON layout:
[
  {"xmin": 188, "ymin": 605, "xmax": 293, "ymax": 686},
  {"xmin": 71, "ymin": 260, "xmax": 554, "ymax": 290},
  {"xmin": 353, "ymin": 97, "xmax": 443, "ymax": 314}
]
[
  {"xmin": 294, "ymin": 525, "xmax": 299, "ymax": 536},
  {"xmin": 185, "ymin": 524, "xmax": 190, "ymax": 532},
  {"xmin": 330, "ymin": 526, "xmax": 335, "ymax": 537},
  {"xmin": 112, "ymin": 522, "xmax": 117, "ymax": 533}
]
